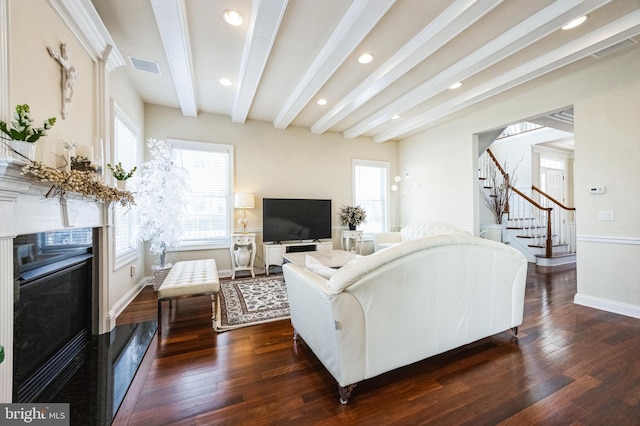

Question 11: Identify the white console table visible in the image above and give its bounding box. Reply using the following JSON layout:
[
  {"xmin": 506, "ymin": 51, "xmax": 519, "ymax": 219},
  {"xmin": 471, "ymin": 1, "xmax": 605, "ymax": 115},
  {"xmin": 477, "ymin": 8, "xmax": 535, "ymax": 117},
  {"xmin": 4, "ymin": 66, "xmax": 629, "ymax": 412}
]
[
  {"xmin": 263, "ymin": 241, "xmax": 333, "ymax": 275},
  {"xmin": 341, "ymin": 230, "xmax": 364, "ymax": 254},
  {"xmin": 230, "ymin": 233, "xmax": 256, "ymax": 279}
]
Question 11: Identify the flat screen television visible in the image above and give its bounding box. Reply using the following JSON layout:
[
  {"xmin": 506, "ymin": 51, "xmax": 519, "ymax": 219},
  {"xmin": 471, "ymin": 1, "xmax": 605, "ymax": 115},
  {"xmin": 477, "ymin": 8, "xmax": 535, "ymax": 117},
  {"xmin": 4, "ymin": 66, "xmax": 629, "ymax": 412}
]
[{"xmin": 263, "ymin": 198, "xmax": 332, "ymax": 243}]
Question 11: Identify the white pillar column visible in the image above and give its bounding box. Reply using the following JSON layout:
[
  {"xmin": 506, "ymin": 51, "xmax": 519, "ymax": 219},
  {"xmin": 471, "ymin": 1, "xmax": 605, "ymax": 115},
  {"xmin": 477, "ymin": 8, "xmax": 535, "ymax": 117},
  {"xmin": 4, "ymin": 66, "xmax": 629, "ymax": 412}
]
[{"xmin": 0, "ymin": 236, "xmax": 14, "ymax": 402}]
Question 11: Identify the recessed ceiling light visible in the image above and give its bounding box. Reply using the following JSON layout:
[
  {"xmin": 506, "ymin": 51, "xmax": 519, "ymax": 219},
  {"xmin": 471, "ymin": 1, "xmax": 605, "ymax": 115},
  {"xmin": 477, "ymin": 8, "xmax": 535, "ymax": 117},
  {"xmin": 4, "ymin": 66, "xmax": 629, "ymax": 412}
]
[
  {"xmin": 358, "ymin": 53, "xmax": 374, "ymax": 64},
  {"xmin": 317, "ymin": 99, "xmax": 327, "ymax": 106},
  {"xmin": 392, "ymin": 114, "xmax": 400, "ymax": 120},
  {"xmin": 562, "ymin": 15, "xmax": 587, "ymax": 30},
  {"xmin": 219, "ymin": 78, "xmax": 232, "ymax": 87},
  {"xmin": 223, "ymin": 9, "xmax": 243, "ymax": 26},
  {"xmin": 449, "ymin": 82, "xmax": 462, "ymax": 90}
]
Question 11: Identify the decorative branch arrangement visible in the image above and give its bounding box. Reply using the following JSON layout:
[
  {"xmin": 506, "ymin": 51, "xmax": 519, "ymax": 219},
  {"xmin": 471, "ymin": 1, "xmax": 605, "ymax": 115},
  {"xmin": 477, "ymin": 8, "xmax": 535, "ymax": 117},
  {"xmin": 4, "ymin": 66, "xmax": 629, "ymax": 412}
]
[
  {"xmin": 136, "ymin": 138, "xmax": 190, "ymax": 267},
  {"xmin": 481, "ymin": 157, "xmax": 522, "ymax": 225}
]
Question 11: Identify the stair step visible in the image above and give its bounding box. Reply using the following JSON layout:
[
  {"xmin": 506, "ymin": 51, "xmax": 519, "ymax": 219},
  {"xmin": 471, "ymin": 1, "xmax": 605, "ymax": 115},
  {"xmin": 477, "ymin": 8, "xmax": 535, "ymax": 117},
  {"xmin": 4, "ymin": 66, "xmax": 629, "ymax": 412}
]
[{"xmin": 528, "ymin": 243, "xmax": 568, "ymax": 249}]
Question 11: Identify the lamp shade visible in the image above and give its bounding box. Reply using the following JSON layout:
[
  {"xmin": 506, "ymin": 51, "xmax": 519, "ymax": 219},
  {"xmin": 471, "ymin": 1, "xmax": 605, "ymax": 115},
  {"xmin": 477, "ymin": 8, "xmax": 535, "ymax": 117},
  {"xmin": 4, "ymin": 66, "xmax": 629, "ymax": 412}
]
[{"xmin": 234, "ymin": 193, "xmax": 255, "ymax": 209}]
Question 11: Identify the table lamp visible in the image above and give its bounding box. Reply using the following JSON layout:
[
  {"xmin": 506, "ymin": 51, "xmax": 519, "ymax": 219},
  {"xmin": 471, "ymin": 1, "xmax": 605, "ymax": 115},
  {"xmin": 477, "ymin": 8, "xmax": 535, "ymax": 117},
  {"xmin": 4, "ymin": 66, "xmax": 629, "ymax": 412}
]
[{"xmin": 234, "ymin": 193, "xmax": 255, "ymax": 233}]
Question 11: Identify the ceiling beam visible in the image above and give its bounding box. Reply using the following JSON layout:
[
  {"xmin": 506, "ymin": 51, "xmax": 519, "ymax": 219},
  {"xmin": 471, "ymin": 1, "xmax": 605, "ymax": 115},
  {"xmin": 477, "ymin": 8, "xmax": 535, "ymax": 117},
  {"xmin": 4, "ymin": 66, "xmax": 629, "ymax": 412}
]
[
  {"xmin": 344, "ymin": 0, "xmax": 611, "ymax": 140},
  {"xmin": 232, "ymin": 0, "xmax": 288, "ymax": 124},
  {"xmin": 273, "ymin": 0, "xmax": 396, "ymax": 130},
  {"xmin": 151, "ymin": 0, "xmax": 198, "ymax": 117},
  {"xmin": 310, "ymin": 0, "xmax": 501, "ymax": 135},
  {"xmin": 373, "ymin": 10, "xmax": 640, "ymax": 142}
]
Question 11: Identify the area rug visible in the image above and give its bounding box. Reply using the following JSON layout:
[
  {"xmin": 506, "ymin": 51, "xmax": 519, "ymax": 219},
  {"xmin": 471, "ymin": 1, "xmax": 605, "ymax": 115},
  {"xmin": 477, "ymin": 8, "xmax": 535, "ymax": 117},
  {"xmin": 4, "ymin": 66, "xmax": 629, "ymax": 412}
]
[{"xmin": 214, "ymin": 274, "xmax": 290, "ymax": 332}]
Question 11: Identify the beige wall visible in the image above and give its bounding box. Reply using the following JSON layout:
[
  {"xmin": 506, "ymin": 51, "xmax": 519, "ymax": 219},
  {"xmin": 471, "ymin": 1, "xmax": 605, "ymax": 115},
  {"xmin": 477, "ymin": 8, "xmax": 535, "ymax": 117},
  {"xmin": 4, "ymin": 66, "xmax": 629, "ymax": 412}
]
[
  {"xmin": 144, "ymin": 104, "xmax": 398, "ymax": 275},
  {"xmin": 10, "ymin": 0, "xmax": 95, "ymax": 167},
  {"xmin": 401, "ymin": 46, "xmax": 640, "ymax": 316},
  {"xmin": 107, "ymin": 68, "xmax": 146, "ymax": 309},
  {"xmin": 7, "ymin": 0, "xmax": 151, "ymax": 324}
]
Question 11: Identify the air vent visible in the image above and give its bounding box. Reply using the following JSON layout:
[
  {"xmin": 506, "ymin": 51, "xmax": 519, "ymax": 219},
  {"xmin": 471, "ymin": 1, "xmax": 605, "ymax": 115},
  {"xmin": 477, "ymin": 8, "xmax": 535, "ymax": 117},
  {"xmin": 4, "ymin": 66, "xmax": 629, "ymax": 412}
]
[
  {"xmin": 129, "ymin": 56, "xmax": 161, "ymax": 75},
  {"xmin": 592, "ymin": 38, "xmax": 638, "ymax": 59}
]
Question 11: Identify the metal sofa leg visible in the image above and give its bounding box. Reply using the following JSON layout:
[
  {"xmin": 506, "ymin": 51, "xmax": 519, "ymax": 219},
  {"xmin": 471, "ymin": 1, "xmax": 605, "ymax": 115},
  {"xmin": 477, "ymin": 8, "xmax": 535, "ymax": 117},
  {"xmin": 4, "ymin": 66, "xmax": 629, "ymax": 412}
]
[{"xmin": 338, "ymin": 383, "xmax": 357, "ymax": 404}]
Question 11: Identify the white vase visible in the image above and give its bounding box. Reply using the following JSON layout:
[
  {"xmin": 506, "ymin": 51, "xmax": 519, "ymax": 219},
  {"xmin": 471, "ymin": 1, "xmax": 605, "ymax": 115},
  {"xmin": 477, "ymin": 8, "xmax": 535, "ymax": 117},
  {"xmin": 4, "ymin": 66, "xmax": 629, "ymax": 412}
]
[
  {"xmin": 481, "ymin": 224, "xmax": 506, "ymax": 242},
  {"xmin": 116, "ymin": 180, "xmax": 126, "ymax": 190},
  {"xmin": 235, "ymin": 245, "xmax": 251, "ymax": 267},
  {"xmin": 7, "ymin": 140, "xmax": 36, "ymax": 162}
]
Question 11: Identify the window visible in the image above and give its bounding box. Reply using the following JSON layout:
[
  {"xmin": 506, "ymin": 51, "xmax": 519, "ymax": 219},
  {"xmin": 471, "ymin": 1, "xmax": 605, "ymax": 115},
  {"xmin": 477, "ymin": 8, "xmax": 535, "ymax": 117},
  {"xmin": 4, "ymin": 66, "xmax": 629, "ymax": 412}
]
[
  {"xmin": 113, "ymin": 106, "xmax": 139, "ymax": 266},
  {"xmin": 168, "ymin": 139, "xmax": 234, "ymax": 248},
  {"xmin": 42, "ymin": 228, "xmax": 93, "ymax": 248},
  {"xmin": 353, "ymin": 159, "xmax": 390, "ymax": 232}
]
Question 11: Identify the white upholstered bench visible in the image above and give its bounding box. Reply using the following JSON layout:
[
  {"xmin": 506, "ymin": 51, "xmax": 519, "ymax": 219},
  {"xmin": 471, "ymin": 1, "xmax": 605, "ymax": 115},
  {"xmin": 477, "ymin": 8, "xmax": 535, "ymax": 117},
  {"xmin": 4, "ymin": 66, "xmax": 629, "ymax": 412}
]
[{"xmin": 157, "ymin": 259, "xmax": 220, "ymax": 336}]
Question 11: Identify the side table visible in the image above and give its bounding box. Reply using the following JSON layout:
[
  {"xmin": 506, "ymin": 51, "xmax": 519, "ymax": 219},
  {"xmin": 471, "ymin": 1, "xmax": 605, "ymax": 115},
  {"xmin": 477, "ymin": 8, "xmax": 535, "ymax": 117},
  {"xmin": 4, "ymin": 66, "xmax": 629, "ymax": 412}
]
[
  {"xmin": 230, "ymin": 233, "xmax": 256, "ymax": 279},
  {"xmin": 341, "ymin": 230, "xmax": 364, "ymax": 254}
]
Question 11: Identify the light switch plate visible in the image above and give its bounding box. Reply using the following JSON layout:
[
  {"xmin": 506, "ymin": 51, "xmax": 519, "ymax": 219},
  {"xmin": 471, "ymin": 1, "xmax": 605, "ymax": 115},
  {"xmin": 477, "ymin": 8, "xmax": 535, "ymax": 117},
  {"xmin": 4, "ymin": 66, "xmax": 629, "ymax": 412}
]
[{"xmin": 598, "ymin": 210, "xmax": 614, "ymax": 221}]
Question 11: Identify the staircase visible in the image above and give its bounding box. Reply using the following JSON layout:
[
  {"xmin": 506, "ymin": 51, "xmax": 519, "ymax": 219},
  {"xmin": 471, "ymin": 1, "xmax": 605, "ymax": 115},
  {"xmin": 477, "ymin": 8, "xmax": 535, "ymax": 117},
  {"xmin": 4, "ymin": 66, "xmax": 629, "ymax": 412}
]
[{"xmin": 479, "ymin": 149, "xmax": 576, "ymax": 266}]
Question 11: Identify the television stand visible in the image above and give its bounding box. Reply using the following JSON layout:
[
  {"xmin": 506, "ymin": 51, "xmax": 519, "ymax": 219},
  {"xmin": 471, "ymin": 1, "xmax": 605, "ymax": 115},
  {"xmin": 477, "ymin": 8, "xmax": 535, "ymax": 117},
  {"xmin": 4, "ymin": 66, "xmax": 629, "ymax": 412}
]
[{"xmin": 263, "ymin": 241, "xmax": 333, "ymax": 275}]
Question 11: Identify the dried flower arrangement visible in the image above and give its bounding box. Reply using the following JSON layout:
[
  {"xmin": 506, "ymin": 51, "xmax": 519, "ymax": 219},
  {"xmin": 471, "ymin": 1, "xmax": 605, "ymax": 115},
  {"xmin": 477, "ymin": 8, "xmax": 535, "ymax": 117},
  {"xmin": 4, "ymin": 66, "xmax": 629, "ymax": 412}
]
[{"xmin": 22, "ymin": 161, "xmax": 134, "ymax": 207}]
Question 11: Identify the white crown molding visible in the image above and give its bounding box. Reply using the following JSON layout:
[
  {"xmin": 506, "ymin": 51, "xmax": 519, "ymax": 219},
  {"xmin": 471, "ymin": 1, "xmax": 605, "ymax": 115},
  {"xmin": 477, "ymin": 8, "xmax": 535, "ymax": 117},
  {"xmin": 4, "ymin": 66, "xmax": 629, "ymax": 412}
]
[{"xmin": 47, "ymin": 0, "xmax": 125, "ymax": 71}]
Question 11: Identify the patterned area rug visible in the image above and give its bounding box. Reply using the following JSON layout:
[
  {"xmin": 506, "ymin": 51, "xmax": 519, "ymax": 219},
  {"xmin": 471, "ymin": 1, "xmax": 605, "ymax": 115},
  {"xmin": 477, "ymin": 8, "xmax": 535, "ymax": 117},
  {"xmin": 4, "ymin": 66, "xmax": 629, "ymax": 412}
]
[{"xmin": 214, "ymin": 274, "xmax": 290, "ymax": 332}]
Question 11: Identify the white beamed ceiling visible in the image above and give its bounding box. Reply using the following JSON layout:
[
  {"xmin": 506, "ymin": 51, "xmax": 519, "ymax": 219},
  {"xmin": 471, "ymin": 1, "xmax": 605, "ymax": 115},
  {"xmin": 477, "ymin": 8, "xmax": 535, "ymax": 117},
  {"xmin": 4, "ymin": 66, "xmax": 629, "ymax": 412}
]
[{"xmin": 91, "ymin": 0, "xmax": 640, "ymax": 142}]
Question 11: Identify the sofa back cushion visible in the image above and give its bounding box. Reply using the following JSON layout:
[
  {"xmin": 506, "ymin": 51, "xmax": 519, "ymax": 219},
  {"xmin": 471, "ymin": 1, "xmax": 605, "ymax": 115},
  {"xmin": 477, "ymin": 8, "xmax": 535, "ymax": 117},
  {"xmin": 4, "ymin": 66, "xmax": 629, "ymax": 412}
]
[
  {"xmin": 400, "ymin": 222, "xmax": 468, "ymax": 241},
  {"xmin": 327, "ymin": 234, "xmax": 521, "ymax": 294}
]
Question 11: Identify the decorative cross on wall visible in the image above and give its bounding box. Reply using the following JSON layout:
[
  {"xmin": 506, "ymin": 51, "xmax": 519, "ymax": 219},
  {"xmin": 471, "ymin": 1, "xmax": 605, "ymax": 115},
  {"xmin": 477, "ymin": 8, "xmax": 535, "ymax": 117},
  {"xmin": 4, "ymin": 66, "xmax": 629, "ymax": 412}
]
[{"xmin": 47, "ymin": 43, "xmax": 78, "ymax": 120}]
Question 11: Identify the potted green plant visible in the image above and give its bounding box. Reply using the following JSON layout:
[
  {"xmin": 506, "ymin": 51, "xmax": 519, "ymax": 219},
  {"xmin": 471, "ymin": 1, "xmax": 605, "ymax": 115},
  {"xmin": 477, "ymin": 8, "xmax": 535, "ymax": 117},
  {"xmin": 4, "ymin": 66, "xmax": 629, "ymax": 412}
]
[
  {"xmin": 339, "ymin": 205, "xmax": 367, "ymax": 230},
  {"xmin": 0, "ymin": 104, "xmax": 56, "ymax": 161},
  {"xmin": 107, "ymin": 162, "xmax": 137, "ymax": 189}
]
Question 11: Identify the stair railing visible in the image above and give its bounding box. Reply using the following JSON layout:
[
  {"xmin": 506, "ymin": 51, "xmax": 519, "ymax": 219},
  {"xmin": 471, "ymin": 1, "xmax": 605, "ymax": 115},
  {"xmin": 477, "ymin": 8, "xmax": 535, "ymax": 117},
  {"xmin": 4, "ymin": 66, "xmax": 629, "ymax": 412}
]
[
  {"xmin": 481, "ymin": 149, "xmax": 555, "ymax": 257},
  {"xmin": 532, "ymin": 185, "xmax": 576, "ymax": 254}
]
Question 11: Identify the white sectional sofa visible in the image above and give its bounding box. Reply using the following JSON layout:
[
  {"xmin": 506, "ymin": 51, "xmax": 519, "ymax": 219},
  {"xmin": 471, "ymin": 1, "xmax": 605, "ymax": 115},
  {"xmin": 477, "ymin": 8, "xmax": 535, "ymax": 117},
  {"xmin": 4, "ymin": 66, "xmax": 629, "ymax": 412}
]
[
  {"xmin": 282, "ymin": 233, "xmax": 528, "ymax": 404},
  {"xmin": 372, "ymin": 222, "xmax": 469, "ymax": 251}
]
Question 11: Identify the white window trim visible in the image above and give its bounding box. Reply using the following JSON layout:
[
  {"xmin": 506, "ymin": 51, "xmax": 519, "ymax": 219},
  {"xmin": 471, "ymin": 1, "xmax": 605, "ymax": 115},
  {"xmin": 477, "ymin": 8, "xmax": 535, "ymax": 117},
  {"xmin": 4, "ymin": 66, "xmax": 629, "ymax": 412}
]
[
  {"xmin": 352, "ymin": 158, "xmax": 391, "ymax": 233},
  {"xmin": 112, "ymin": 103, "xmax": 140, "ymax": 270},
  {"xmin": 167, "ymin": 138, "xmax": 235, "ymax": 250}
]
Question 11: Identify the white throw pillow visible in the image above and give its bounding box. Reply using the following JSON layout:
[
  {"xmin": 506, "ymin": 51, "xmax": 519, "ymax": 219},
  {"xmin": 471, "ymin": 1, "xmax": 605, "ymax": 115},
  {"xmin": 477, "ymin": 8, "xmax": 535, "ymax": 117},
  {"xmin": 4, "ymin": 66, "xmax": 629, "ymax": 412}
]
[{"xmin": 305, "ymin": 255, "xmax": 337, "ymax": 279}]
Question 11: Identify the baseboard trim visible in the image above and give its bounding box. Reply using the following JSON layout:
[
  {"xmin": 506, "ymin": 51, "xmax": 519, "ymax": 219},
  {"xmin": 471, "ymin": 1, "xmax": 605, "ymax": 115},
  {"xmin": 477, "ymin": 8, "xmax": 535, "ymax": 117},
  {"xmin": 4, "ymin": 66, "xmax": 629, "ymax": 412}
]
[
  {"xmin": 574, "ymin": 293, "xmax": 640, "ymax": 319},
  {"xmin": 109, "ymin": 278, "xmax": 150, "ymax": 325}
]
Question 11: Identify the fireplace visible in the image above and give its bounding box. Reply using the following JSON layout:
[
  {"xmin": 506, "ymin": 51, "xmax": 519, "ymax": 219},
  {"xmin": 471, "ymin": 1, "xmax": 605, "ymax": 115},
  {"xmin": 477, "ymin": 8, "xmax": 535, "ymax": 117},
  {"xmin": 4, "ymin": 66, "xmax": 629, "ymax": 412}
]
[{"xmin": 13, "ymin": 229, "xmax": 96, "ymax": 402}]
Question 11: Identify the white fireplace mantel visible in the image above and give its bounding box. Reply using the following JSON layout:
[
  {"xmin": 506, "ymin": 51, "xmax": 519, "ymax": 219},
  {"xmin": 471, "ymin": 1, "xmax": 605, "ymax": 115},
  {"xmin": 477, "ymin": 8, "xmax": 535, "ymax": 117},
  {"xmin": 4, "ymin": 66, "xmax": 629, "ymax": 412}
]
[
  {"xmin": 0, "ymin": 159, "xmax": 108, "ymax": 237},
  {"xmin": 0, "ymin": 157, "xmax": 107, "ymax": 402}
]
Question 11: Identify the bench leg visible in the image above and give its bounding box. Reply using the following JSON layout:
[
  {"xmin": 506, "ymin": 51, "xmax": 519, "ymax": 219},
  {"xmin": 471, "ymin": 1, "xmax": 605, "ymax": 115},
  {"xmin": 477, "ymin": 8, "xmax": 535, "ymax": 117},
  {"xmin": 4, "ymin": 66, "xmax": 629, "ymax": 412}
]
[{"xmin": 158, "ymin": 299, "xmax": 162, "ymax": 337}]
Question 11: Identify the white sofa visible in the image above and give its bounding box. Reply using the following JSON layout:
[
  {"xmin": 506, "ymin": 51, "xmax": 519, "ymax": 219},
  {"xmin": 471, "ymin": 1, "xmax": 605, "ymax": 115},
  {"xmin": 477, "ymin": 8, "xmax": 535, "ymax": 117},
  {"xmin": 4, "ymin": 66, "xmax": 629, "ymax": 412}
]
[
  {"xmin": 282, "ymin": 234, "xmax": 528, "ymax": 403},
  {"xmin": 372, "ymin": 222, "xmax": 469, "ymax": 251}
]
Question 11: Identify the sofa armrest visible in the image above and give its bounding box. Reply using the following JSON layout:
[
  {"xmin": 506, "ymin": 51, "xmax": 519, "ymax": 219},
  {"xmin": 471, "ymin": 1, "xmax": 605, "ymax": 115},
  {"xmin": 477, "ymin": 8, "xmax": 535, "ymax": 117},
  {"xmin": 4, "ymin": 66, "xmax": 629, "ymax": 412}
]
[
  {"xmin": 372, "ymin": 232, "xmax": 401, "ymax": 252},
  {"xmin": 283, "ymin": 263, "xmax": 366, "ymax": 386}
]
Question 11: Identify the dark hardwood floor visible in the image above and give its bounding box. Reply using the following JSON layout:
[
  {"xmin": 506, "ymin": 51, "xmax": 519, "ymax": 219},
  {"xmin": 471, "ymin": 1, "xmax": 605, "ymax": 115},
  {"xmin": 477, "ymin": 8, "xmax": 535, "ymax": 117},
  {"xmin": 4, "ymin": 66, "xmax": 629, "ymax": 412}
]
[{"xmin": 113, "ymin": 265, "xmax": 640, "ymax": 425}]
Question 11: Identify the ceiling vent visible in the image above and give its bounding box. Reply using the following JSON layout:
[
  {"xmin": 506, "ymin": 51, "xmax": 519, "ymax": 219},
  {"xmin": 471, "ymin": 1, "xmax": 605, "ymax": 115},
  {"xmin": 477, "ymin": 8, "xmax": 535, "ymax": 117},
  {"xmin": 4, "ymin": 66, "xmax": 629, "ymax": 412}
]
[
  {"xmin": 592, "ymin": 37, "xmax": 638, "ymax": 59},
  {"xmin": 129, "ymin": 56, "xmax": 161, "ymax": 75}
]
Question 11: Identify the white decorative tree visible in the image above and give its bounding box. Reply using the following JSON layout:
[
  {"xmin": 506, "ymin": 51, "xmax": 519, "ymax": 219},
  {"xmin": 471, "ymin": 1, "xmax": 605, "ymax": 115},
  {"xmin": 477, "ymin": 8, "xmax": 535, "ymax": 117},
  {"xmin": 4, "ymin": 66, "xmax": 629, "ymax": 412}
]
[{"xmin": 136, "ymin": 138, "xmax": 190, "ymax": 267}]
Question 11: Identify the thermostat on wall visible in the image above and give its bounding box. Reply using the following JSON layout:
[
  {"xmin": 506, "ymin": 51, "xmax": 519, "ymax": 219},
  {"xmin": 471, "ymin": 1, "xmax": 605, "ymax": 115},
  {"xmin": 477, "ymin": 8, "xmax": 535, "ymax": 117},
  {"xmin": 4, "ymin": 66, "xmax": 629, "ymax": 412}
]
[{"xmin": 588, "ymin": 185, "xmax": 605, "ymax": 194}]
